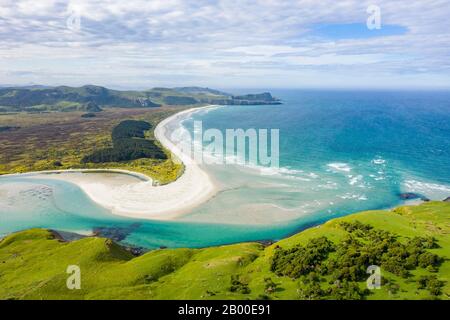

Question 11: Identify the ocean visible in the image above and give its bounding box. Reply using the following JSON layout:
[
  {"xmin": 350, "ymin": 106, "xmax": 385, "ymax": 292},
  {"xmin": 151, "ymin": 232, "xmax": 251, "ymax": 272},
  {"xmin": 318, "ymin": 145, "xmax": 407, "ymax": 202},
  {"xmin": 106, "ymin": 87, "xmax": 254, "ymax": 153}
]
[{"xmin": 1, "ymin": 90, "xmax": 450, "ymax": 248}]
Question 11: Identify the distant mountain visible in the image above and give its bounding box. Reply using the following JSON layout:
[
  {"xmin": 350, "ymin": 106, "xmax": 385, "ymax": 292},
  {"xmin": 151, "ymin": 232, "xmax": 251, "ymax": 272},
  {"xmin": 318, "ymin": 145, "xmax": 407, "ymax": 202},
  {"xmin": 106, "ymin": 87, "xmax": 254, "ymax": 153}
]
[
  {"xmin": 0, "ymin": 85, "xmax": 281, "ymax": 112},
  {"xmin": 0, "ymin": 84, "xmax": 53, "ymax": 89},
  {"xmin": 163, "ymin": 96, "xmax": 198, "ymax": 105},
  {"xmin": 173, "ymin": 86, "xmax": 232, "ymax": 97},
  {"xmin": 172, "ymin": 88, "xmax": 281, "ymax": 105},
  {"xmin": 0, "ymin": 85, "xmax": 160, "ymax": 112},
  {"xmin": 4, "ymin": 85, "xmax": 54, "ymax": 90},
  {"xmin": 196, "ymin": 91, "xmax": 281, "ymax": 106},
  {"xmin": 229, "ymin": 92, "xmax": 282, "ymax": 105},
  {"xmin": 233, "ymin": 92, "xmax": 276, "ymax": 101}
]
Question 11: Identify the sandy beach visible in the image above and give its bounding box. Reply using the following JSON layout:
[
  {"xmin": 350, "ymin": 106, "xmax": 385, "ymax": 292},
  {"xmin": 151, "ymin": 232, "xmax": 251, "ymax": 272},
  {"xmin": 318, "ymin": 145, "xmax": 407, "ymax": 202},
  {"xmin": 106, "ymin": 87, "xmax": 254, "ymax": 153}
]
[{"xmin": 25, "ymin": 106, "xmax": 218, "ymax": 220}]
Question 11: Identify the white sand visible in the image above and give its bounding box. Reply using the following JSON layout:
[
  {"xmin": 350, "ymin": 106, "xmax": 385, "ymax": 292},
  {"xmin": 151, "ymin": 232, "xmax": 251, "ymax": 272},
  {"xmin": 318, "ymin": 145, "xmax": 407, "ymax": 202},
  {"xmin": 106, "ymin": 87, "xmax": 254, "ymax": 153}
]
[{"xmin": 25, "ymin": 106, "xmax": 219, "ymax": 220}]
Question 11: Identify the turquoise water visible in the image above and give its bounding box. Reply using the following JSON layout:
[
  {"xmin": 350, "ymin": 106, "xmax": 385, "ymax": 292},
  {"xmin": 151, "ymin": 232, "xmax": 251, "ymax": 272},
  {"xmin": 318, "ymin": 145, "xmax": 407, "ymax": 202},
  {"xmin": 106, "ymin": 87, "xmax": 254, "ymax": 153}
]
[
  {"xmin": 181, "ymin": 90, "xmax": 450, "ymax": 224},
  {"xmin": 1, "ymin": 90, "xmax": 450, "ymax": 248},
  {"xmin": 0, "ymin": 177, "xmax": 288, "ymax": 248}
]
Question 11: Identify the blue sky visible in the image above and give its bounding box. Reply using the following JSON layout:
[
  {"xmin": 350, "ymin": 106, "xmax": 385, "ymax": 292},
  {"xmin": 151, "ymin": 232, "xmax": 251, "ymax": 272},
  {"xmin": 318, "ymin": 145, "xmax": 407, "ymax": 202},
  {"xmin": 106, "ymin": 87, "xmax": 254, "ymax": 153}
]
[
  {"xmin": 312, "ymin": 23, "xmax": 407, "ymax": 40},
  {"xmin": 0, "ymin": 0, "xmax": 449, "ymax": 89}
]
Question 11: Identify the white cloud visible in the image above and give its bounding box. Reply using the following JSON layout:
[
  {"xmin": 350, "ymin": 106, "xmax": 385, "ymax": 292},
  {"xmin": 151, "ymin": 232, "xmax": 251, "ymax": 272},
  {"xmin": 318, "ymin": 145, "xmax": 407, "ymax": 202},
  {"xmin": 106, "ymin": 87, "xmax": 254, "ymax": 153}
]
[{"xmin": 0, "ymin": 0, "xmax": 449, "ymax": 88}]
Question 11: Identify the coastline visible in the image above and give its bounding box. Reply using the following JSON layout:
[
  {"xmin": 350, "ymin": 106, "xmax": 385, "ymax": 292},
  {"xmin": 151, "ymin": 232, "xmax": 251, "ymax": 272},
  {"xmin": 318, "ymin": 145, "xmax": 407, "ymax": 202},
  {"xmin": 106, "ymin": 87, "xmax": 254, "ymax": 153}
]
[
  {"xmin": 0, "ymin": 168, "xmax": 152, "ymax": 182},
  {"xmin": 3, "ymin": 105, "xmax": 219, "ymax": 220}
]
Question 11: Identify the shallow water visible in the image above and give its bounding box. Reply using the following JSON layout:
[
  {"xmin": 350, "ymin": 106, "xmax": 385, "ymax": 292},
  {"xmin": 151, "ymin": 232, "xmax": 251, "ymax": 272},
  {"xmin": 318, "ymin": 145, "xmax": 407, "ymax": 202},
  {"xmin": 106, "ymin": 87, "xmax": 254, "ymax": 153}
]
[
  {"xmin": 180, "ymin": 90, "xmax": 450, "ymax": 225},
  {"xmin": 1, "ymin": 90, "xmax": 449, "ymax": 248}
]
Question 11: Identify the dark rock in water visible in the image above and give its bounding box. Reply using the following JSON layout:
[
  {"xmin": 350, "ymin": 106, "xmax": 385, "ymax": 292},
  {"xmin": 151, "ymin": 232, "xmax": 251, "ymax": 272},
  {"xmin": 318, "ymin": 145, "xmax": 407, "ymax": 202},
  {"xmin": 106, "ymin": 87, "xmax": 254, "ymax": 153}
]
[
  {"xmin": 399, "ymin": 192, "xmax": 420, "ymax": 200},
  {"xmin": 92, "ymin": 223, "xmax": 141, "ymax": 242},
  {"xmin": 123, "ymin": 246, "xmax": 147, "ymax": 256},
  {"xmin": 92, "ymin": 227, "xmax": 126, "ymax": 241},
  {"xmin": 256, "ymin": 240, "xmax": 275, "ymax": 247},
  {"xmin": 399, "ymin": 193, "xmax": 429, "ymax": 201},
  {"xmin": 444, "ymin": 197, "xmax": 450, "ymax": 202}
]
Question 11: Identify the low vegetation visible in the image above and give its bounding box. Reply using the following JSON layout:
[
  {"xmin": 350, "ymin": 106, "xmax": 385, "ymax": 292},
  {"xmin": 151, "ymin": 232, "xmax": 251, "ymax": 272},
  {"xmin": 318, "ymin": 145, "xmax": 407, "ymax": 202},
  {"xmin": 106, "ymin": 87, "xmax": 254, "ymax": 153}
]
[
  {"xmin": 0, "ymin": 201, "xmax": 448, "ymax": 300},
  {"xmin": 0, "ymin": 107, "xmax": 183, "ymax": 184},
  {"xmin": 271, "ymin": 222, "xmax": 443, "ymax": 299}
]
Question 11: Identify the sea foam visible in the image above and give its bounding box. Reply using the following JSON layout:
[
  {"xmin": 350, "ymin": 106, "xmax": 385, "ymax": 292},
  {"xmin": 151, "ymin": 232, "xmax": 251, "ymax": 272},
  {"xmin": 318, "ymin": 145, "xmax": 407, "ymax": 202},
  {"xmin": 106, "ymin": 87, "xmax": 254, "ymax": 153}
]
[{"xmin": 327, "ymin": 163, "xmax": 352, "ymax": 173}]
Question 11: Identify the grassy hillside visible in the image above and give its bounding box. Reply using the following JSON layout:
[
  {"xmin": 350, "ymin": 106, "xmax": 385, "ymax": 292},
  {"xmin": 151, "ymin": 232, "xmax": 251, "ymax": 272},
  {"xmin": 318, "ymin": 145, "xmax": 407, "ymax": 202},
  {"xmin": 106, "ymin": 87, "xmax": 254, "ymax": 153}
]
[{"xmin": 0, "ymin": 202, "xmax": 448, "ymax": 300}]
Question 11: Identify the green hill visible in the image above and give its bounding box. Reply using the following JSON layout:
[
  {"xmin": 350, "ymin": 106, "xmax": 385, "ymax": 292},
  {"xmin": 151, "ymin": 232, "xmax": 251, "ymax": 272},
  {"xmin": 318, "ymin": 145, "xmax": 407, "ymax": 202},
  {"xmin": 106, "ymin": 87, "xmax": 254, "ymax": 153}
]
[
  {"xmin": 0, "ymin": 85, "xmax": 281, "ymax": 112},
  {"xmin": 0, "ymin": 85, "xmax": 161, "ymax": 111},
  {"xmin": 0, "ymin": 201, "xmax": 448, "ymax": 300}
]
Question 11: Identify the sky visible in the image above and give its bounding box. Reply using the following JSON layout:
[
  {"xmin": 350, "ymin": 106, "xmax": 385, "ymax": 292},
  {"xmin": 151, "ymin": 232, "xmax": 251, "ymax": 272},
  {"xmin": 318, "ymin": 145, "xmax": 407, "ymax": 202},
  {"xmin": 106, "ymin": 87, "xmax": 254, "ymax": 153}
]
[{"xmin": 0, "ymin": 0, "xmax": 449, "ymax": 90}]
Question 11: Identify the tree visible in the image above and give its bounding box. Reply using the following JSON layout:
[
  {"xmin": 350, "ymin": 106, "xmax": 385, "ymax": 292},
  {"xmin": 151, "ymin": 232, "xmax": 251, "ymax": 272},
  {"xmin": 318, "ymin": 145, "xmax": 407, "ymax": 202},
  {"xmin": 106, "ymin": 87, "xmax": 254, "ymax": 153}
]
[
  {"xmin": 264, "ymin": 277, "xmax": 278, "ymax": 294},
  {"xmin": 229, "ymin": 275, "xmax": 251, "ymax": 294}
]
